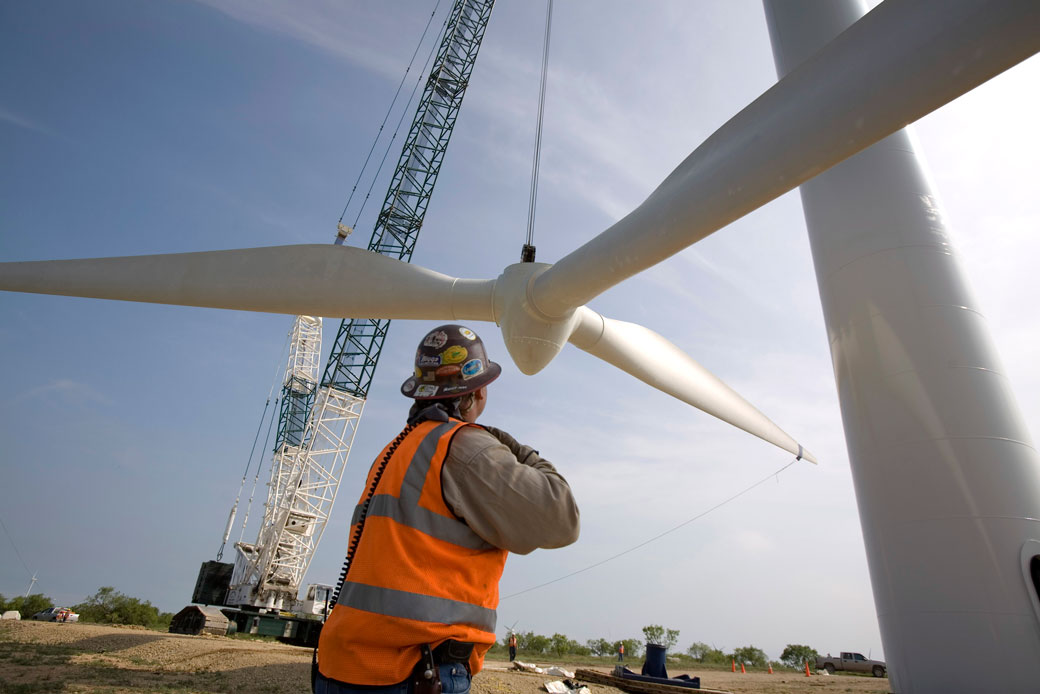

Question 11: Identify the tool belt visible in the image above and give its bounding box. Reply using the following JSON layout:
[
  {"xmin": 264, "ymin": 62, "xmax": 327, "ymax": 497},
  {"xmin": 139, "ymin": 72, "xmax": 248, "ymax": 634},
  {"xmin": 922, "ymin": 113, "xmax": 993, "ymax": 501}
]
[
  {"xmin": 431, "ymin": 640, "xmax": 474, "ymax": 666},
  {"xmin": 314, "ymin": 641, "xmax": 474, "ymax": 693}
]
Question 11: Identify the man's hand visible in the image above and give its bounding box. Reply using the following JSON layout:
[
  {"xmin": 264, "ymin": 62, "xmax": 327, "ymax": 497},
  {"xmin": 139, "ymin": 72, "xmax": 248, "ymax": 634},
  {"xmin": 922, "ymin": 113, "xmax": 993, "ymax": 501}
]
[{"xmin": 482, "ymin": 425, "xmax": 540, "ymax": 466}]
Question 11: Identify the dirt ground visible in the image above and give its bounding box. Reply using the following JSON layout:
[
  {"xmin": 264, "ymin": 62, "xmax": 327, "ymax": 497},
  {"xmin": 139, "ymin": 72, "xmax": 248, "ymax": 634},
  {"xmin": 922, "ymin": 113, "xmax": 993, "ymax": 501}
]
[{"xmin": 0, "ymin": 621, "xmax": 891, "ymax": 694}]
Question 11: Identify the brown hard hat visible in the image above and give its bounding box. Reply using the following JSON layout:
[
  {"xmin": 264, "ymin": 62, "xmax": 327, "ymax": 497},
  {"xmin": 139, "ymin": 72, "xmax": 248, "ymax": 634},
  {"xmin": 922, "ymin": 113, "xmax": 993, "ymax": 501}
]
[{"xmin": 401, "ymin": 324, "xmax": 501, "ymax": 400}]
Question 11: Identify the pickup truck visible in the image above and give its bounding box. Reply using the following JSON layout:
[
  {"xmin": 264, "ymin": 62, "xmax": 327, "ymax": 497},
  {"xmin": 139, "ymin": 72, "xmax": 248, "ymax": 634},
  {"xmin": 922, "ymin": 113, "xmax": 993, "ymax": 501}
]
[{"xmin": 815, "ymin": 652, "xmax": 886, "ymax": 677}]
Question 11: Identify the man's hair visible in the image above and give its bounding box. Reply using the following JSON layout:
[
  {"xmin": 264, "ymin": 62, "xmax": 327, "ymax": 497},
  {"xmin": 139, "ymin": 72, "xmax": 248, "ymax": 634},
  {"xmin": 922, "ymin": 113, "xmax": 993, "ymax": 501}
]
[{"xmin": 407, "ymin": 397, "xmax": 464, "ymax": 425}]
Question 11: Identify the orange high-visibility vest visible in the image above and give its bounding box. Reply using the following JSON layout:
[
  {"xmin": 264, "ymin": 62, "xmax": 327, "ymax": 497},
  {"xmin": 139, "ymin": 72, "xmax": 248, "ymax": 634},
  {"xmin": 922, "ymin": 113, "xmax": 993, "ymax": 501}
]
[{"xmin": 319, "ymin": 419, "xmax": 508, "ymax": 685}]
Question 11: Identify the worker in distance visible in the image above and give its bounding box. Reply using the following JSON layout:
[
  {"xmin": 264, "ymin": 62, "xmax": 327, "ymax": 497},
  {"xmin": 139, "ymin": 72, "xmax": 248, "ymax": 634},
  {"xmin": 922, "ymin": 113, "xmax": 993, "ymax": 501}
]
[{"xmin": 315, "ymin": 324, "xmax": 581, "ymax": 694}]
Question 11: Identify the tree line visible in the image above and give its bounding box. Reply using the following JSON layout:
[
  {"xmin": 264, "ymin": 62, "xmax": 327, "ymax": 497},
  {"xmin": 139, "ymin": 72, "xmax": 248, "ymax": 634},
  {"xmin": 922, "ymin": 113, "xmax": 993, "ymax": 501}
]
[
  {"xmin": 500, "ymin": 623, "xmax": 821, "ymax": 670},
  {"xmin": 0, "ymin": 587, "xmax": 174, "ymax": 630},
  {"xmin": 2, "ymin": 593, "xmax": 823, "ymax": 669}
]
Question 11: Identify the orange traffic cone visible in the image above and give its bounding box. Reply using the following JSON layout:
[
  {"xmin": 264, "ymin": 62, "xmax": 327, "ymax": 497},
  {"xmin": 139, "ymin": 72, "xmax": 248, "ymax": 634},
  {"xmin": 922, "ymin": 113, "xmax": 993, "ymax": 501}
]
[
  {"xmin": 740, "ymin": 663, "xmax": 746, "ymax": 674},
  {"xmin": 805, "ymin": 662, "xmax": 812, "ymax": 677},
  {"xmin": 731, "ymin": 659, "xmax": 736, "ymax": 673},
  {"xmin": 768, "ymin": 664, "xmax": 773, "ymax": 674}
]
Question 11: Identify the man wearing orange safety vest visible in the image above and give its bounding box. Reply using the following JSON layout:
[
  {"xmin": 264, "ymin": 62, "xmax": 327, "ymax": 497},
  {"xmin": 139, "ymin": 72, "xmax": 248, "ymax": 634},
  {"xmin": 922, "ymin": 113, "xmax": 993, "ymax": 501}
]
[{"xmin": 315, "ymin": 324, "xmax": 581, "ymax": 694}]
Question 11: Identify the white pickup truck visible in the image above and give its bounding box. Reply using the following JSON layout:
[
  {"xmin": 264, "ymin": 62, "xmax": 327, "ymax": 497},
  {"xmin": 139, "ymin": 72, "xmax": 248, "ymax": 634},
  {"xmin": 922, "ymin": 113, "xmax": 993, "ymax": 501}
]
[{"xmin": 815, "ymin": 652, "xmax": 886, "ymax": 677}]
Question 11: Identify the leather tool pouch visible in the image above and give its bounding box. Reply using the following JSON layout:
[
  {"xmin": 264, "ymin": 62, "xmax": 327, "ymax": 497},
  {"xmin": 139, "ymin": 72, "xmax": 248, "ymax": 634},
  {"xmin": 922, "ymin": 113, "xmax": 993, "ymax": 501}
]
[{"xmin": 413, "ymin": 644, "xmax": 443, "ymax": 694}]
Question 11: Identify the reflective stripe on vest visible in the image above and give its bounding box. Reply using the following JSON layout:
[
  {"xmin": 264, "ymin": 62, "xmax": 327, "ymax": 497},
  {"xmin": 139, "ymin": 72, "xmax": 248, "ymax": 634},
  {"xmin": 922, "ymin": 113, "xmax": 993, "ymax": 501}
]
[
  {"xmin": 341, "ymin": 420, "xmax": 496, "ymax": 627},
  {"xmin": 349, "ymin": 421, "xmax": 494, "ymax": 550},
  {"xmin": 337, "ymin": 582, "xmax": 497, "ymax": 632}
]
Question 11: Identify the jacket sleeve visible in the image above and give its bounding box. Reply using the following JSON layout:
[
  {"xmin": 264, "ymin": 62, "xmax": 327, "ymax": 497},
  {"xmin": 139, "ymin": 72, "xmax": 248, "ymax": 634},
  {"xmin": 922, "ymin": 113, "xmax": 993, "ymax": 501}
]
[{"xmin": 440, "ymin": 425, "xmax": 580, "ymax": 555}]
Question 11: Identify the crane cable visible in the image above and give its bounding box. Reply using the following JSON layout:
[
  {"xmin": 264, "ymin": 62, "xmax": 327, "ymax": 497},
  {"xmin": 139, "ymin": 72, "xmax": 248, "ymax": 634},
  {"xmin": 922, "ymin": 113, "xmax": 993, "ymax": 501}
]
[
  {"xmin": 0, "ymin": 515, "xmax": 36, "ymax": 585},
  {"xmin": 338, "ymin": 0, "xmax": 448, "ymax": 232},
  {"xmin": 238, "ymin": 394, "xmax": 283, "ymax": 545},
  {"xmin": 348, "ymin": 14, "xmax": 450, "ymax": 235},
  {"xmin": 216, "ymin": 328, "xmax": 292, "ymax": 560},
  {"xmin": 500, "ymin": 456, "xmax": 804, "ymax": 601},
  {"xmin": 522, "ymin": 0, "xmax": 554, "ymax": 262}
]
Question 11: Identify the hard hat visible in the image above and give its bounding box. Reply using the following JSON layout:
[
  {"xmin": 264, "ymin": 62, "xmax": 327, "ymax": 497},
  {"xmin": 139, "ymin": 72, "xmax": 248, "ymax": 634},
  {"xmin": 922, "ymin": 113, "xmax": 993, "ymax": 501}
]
[{"xmin": 401, "ymin": 324, "xmax": 501, "ymax": 400}]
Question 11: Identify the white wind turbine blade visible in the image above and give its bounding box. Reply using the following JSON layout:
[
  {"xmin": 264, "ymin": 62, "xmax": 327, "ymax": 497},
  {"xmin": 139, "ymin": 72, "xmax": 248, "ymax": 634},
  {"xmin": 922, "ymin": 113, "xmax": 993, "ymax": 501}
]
[
  {"xmin": 0, "ymin": 244, "xmax": 496, "ymax": 321},
  {"xmin": 569, "ymin": 307, "xmax": 815, "ymax": 462},
  {"xmin": 531, "ymin": 0, "xmax": 1040, "ymax": 317},
  {"xmin": 0, "ymin": 245, "xmax": 815, "ymax": 459}
]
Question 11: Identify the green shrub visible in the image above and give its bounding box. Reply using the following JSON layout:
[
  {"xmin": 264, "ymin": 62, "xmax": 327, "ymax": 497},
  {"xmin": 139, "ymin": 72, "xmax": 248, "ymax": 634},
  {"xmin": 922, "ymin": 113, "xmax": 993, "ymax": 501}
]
[
  {"xmin": 780, "ymin": 644, "xmax": 820, "ymax": 669},
  {"xmin": 686, "ymin": 641, "xmax": 728, "ymax": 664},
  {"xmin": 72, "ymin": 586, "xmax": 171, "ymax": 629},
  {"xmin": 732, "ymin": 645, "xmax": 768, "ymax": 667}
]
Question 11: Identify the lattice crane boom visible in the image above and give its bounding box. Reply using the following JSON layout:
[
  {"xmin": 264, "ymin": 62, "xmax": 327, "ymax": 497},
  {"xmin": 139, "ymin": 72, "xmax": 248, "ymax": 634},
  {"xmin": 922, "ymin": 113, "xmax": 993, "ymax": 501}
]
[{"xmin": 227, "ymin": 315, "xmax": 325, "ymax": 610}]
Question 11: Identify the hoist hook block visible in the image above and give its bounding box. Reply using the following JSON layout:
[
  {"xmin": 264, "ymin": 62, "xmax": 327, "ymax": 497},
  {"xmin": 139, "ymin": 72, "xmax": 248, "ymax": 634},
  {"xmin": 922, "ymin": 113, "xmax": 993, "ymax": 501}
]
[{"xmin": 335, "ymin": 223, "xmax": 354, "ymax": 246}]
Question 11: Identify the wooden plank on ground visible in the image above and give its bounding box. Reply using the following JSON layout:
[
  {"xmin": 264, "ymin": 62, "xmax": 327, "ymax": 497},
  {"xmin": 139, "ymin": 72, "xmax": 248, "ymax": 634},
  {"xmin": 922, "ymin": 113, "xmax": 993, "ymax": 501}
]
[{"xmin": 574, "ymin": 668, "xmax": 732, "ymax": 694}]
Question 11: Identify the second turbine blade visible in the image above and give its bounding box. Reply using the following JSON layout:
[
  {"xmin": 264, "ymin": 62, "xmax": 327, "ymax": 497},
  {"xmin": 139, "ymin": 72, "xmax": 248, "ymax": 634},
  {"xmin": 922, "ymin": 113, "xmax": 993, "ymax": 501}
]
[
  {"xmin": 569, "ymin": 307, "xmax": 816, "ymax": 462},
  {"xmin": 532, "ymin": 0, "xmax": 1040, "ymax": 317}
]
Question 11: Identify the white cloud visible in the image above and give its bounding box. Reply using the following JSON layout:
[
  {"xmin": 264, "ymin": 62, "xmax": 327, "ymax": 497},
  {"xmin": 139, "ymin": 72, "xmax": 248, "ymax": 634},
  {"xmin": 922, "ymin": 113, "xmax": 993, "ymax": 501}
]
[
  {"xmin": 25, "ymin": 379, "xmax": 111, "ymax": 406},
  {"xmin": 193, "ymin": 0, "xmax": 439, "ymax": 79},
  {"xmin": 0, "ymin": 106, "xmax": 60, "ymax": 138}
]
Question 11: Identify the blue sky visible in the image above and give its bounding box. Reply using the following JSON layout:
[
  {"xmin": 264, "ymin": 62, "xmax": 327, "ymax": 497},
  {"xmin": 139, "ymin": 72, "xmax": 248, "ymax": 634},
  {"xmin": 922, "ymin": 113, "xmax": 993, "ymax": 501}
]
[{"xmin": 2, "ymin": 0, "xmax": 1038, "ymax": 662}]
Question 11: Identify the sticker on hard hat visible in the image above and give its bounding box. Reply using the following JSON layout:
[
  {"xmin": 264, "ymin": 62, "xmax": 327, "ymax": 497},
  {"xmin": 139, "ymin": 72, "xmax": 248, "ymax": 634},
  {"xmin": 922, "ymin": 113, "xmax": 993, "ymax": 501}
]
[
  {"xmin": 459, "ymin": 328, "xmax": 477, "ymax": 340},
  {"xmin": 461, "ymin": 358, "xmax": 484, "ymax": 379},
  {"xmin": 403, "ymin": 378, "xmax": 417, "ymax": 392},
  {"xmin": 436, "ymin": 365, "xmax": 461, "ymax": 377},
  {"xmin": 415, "ymin": 384, "xmax": 439, "ymax": 397},
  {"xmin": 423, "ymin": 331, "xmax": 448, "ymax": 349},
  {"xmin": 414, "ymin": 367, "xmax": 421, "ymax": 379},
  {"xmin": 441, "ymin": 345, "xmax": 468, "ymax": 364},
  {"xmin": 417, "ymin": 354, "xmax": 441, "ymax": 367}
]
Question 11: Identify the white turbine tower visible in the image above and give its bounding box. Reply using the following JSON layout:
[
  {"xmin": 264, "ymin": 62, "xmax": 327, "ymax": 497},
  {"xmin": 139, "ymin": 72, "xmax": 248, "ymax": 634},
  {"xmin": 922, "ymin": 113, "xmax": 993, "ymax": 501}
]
[
  {"xmin": 765, "ymin": 1, "xmax": 1040, "ymax": 690},
  {"xmin": 1, "ymin": 2, "xmax": 1038, "ymax": 689}
]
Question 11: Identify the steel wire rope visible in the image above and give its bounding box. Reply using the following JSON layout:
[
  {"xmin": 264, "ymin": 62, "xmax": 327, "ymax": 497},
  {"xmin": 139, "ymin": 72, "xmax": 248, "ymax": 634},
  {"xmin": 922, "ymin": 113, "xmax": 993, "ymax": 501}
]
[
  {"xmin": 350, "ymin": 10, "xmax": 451, "ymax": 232},
  {"xmin": 237, "ymin": 392, "xmax": 284, "ymax": 544},
  {"xmin": 0, "ymin": 515, "xmax": 35, "ymax": 582},
  {"xmin": 525, "ymin": 0, "xmax": 554, "ymax": 253},
  {"xmin": 217, "ymin": 327, "xmax": 293, "ymax": 559},
  {"xmin": 500, "ymin": 457, "xmax": 803, "ymax": 600},
  {"xmin": 338, "ymin": 0, "xmax": 446, "ymax": 226}
]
